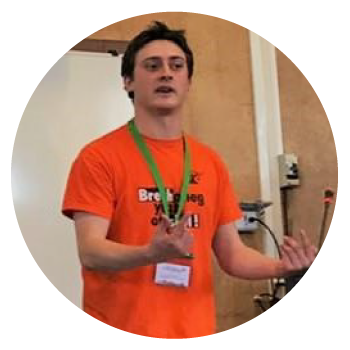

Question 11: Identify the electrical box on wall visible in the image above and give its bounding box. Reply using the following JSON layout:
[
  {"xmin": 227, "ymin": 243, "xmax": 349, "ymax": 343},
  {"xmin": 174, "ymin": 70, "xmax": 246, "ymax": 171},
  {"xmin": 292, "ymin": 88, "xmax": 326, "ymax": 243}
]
[
  {"xmin": 235, "ymin": 210, "xmax": 259, "ymax": 232},
  {"xmin": 235, "ymin": 201, "xmax": 272, "ymax": 232},
  {"xmin": 278, "ymin": 153, "xmax": 300, "ymax": 188}
]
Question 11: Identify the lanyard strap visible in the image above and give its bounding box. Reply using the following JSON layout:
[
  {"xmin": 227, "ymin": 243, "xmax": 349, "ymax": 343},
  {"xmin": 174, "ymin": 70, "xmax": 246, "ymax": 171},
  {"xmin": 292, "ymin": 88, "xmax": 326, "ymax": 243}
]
[{"xmin": 128, "ymin": 119, "xmax": 191, "ymax": 223}]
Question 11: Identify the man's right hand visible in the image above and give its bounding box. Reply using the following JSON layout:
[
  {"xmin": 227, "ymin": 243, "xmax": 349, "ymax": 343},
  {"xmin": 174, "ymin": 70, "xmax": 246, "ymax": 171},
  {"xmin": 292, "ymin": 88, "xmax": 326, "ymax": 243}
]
[{"xmin": 148, "ymin": 214, "xmax": 194, "ymax": 262}]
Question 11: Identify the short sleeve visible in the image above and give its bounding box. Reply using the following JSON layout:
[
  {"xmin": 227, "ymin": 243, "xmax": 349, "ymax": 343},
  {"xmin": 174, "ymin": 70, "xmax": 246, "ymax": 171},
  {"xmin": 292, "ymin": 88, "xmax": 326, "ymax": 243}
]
[
  {"xmin": 215, "ymin": 156, "xmax": 243, "ymax": 227},
  {"xmin": 62, "ymin": 147, "xmax": 116, "ymax": 220}
]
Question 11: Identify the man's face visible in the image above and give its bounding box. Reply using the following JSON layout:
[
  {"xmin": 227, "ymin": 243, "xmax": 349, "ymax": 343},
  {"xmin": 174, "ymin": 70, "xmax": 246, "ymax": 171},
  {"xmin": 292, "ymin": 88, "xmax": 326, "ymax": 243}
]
[{"xmin": 124, "ymin": 40, "xmax": 191, "ymax": 112}]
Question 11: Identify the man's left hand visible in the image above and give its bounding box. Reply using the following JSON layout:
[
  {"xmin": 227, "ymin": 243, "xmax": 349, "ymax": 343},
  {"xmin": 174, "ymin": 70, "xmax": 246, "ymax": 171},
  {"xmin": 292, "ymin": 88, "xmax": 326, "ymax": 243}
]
[{"xmin": 279, "ymin": 230, "xmax": 317, "ymax": 276}]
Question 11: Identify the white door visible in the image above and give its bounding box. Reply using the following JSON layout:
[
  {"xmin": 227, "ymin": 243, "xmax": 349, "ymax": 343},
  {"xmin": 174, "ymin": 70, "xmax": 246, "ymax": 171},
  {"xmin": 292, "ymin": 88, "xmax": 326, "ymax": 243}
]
[{"xmin": 12, "ymin": 51, "xmax": 133, "ymax": 307}]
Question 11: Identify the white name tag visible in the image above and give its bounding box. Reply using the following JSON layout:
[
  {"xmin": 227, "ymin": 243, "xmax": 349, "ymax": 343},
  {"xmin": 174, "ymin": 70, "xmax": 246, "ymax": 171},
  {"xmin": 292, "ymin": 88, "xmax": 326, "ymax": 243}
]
[{"xmin": 155, "ymin": 263, "xmax": 191, "ymax": 288}]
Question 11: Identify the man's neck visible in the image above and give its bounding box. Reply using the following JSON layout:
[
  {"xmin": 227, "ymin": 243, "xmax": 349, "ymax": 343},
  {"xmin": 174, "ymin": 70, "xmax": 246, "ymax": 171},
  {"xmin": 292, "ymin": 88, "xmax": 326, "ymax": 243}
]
[{"xmin": 133, "ymin": 108, "xmax": 183, "ymax": 140}]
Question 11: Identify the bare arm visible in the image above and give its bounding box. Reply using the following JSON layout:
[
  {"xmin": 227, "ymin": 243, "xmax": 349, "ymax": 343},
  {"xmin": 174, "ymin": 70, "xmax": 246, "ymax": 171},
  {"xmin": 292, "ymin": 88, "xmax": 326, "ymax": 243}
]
[
  {"xmin": 212, "ymin": 222, "xmax": 316, "ymax": 280},
  {"xmin": 213, "ymin": 222, "xmax": 282, "ymax": 279},
  {"xmin": 74, "ymin": 212, "xmax": 193, "ymax": 271}
]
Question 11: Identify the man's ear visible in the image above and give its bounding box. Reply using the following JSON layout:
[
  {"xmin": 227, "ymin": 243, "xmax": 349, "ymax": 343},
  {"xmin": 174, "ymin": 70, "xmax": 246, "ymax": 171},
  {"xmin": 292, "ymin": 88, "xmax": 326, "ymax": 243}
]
[{"xmin": 123, "ymin": 76, "xmax": 134, "ymax": 93}]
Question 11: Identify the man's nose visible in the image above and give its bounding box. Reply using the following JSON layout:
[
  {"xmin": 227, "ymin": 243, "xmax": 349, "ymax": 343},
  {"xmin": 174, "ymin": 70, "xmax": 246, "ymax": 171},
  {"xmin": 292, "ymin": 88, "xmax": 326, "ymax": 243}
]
[{"xmin": 159, "ymin": 64, "xmax": 173, "ymax": 81}]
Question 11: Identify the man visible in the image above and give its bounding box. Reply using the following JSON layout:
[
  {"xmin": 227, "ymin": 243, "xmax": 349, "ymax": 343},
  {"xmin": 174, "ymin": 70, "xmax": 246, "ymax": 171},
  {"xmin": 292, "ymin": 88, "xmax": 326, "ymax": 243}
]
[{"xmin": 62, "ymin": 21, "xmax": 316, "ymax": 338}]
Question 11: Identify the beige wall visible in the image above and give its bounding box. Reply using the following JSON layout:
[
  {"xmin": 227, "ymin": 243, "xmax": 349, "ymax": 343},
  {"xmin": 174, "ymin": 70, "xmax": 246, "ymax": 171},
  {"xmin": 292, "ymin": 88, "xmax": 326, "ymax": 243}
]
[
  {"xmin": 88, "ymin": 13, "xmax": 337, "ymax": 332},
  {"xmin": 277, "ymin": 50, "xmax": 337, "ymax": 248}
]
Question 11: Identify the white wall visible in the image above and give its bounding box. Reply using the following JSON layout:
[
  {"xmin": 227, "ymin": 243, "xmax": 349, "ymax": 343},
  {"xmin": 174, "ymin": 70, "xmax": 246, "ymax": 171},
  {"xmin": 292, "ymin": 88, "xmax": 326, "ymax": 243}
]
[
  {"xmin": 249, "ymin": 33, "xmax": 284, "ymax": 257},
  {"xmin": 12, "ymin": 51, "xmax": 133, "ymax": 307}
]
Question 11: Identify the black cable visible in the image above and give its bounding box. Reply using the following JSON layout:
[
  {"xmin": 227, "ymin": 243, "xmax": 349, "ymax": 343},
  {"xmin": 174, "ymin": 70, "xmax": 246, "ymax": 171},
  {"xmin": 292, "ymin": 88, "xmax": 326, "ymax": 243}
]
[
  {"xmin": 248, "ymin": 217, "xmax": 282, "ymax": 259},
  {"xmin": 281, "ymin": 188, "xmax": 291, "ymax": 236}
]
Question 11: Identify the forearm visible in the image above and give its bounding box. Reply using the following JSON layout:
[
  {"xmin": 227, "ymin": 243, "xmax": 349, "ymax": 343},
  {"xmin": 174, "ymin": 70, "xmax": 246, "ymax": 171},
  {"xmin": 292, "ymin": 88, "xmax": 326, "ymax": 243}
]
[
  {"xmin": 80, "ymin": 238, "xmax": 155, "ymax": 272},
  {"xmin": 214, "ymin": 222, "xmax": 316, "ymax": 281},
  {"xmin": 75, "ymin": 212, "xmax": 193, "ymax": 272},
  {"xmin": 219, "ymin": 245, "xmax": 283, "ymax": 280}
]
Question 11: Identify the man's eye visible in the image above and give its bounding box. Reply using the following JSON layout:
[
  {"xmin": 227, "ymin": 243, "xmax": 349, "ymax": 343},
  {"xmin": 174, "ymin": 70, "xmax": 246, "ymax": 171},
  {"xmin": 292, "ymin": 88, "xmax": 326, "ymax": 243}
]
[
  {"xmin": 171, "ymin": 61, "xmax": 185, "ymax": 70},
  {"xmin": 145, "ymin": 62, "xmax": 160, "ymax": 71}
]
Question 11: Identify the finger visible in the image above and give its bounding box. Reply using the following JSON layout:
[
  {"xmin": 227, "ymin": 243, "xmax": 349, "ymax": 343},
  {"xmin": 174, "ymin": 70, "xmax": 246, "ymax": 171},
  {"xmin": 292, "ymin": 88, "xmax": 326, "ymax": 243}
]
[
  {"xmin": 299, "ymin": 229, "xmax": 317, "ymax": 260},
  {"xmin": 290, "ymin": 237, "xmax": 311, "ymax": 268},
  {"xmin": 161, "ymin": 214, "xmax": 172, "ymax": 225},
  {"xmin": 159, "ymin": 214, "xmax": 173, "ymax": 233},
  {"xmin": 281, "ymin": 245, "xmax": 303, "ymax": 272},
  {"xmin": 182, "ymin": 229, "xmax": 194, "ymax": 246},
  {"xmin": 285, "ymin": 236, "xmax": 307, "ymax": 259},
  {"xmin": 181, "ymin": 230, "xmax": 194, "ymax": 259},
  {"xmin": 280, "ymin": 245, "xmax": 294, "ymax": 271},
  {"xmin": 305, "ymin": 244, "xmax": 318, "ymax": 262},
  {"xmin": 178, "ymin": 213, "xmax": 192, "ymax": 229},
  {"xmin": 281, "ymin": 239, "xmax": 304, "ymax": 270},
  {"xmin": 170, "ymin": 214, "xmax": 191, "ymax": 237},
  {"xmin": 299, "ymin": 229, "xmax": 311, "ymax": 251}
]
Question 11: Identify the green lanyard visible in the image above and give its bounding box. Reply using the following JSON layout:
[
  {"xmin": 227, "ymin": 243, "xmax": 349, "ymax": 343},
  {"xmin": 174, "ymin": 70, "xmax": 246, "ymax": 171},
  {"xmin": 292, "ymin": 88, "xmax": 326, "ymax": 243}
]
[{"xmin": 128, "ymin": 119, "xmax": 191, "ymax": 224}]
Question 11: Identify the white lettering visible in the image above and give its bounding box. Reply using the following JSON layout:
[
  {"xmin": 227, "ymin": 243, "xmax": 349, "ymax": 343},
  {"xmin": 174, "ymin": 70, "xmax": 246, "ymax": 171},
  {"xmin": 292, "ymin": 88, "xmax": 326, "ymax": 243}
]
[{"xmin": 139, "ymin": 189, "xmax": 148, "ymax": 202}]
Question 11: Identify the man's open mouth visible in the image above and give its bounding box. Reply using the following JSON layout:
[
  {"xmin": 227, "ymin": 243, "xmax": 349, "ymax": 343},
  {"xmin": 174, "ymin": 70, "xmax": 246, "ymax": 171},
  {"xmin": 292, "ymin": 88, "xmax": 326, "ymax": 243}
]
[{"xmin": 155, "ymin": 86, "xmax": 176, "ymax": 94}]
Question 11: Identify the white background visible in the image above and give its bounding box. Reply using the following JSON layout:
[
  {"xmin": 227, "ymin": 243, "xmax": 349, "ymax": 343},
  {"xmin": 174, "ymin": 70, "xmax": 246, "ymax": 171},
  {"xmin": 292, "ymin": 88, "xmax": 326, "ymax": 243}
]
[
  {"xmin": 12, "ymin": 51, "xmax": 133, "ymax": 307},
  {"xmin": 1, "ymin": 0, "xmax": 349, "ymax": 349}
]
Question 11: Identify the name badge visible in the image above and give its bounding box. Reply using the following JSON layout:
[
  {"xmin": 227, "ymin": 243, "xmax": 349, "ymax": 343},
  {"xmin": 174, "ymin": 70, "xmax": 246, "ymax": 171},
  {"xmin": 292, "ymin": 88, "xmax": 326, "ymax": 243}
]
[{"xmin": 155, "ymin": 263, "xmax": 191, "ymax": 288}]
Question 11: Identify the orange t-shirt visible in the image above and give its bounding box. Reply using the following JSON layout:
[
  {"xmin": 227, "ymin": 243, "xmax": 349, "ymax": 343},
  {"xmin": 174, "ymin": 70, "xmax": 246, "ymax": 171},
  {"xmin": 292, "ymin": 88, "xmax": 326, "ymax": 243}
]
[{"xmin": 62, "ymin": 124, "xmax": 242, "ymax": 338}]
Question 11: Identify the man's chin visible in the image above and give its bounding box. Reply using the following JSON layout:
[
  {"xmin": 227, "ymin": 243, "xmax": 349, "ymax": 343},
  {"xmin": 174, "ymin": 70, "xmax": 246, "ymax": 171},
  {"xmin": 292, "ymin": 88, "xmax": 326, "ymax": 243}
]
[
  {"xmin": 154, "ymin": 107, "xmax": 177, "ymax": 116},
  {"xmin": 151, "ymin": 102, "xmax": 180, "ymax": 114}
]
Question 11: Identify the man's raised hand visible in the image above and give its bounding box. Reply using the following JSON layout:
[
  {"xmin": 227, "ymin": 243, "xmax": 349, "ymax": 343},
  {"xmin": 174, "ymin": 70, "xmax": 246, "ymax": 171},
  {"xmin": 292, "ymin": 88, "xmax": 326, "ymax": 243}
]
[{"xmin": 148, "ymin": 214, "xmax": 194, "ymax": 262}]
